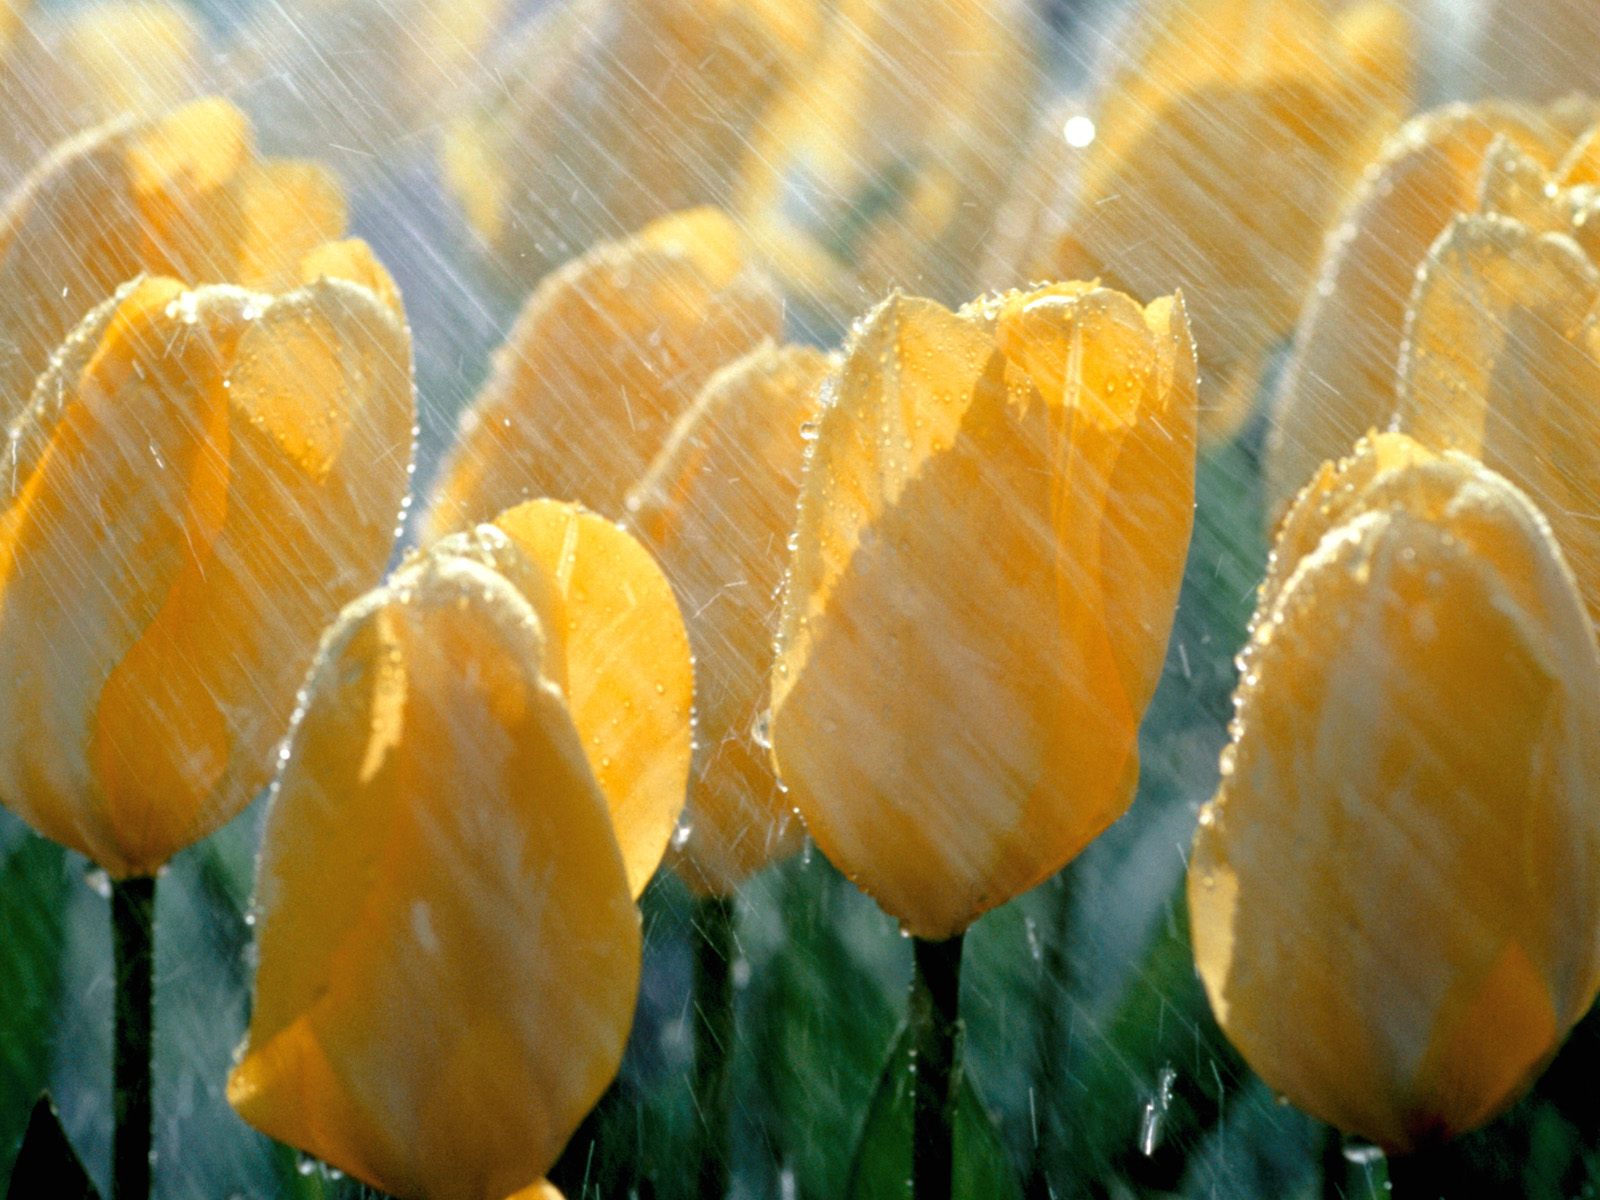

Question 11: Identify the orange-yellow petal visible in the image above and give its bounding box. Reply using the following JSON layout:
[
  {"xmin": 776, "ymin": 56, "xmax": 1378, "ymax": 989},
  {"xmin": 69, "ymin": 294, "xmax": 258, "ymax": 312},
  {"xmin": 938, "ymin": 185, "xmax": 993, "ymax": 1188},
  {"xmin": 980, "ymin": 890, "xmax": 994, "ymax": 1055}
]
[
  {"xmin": 230, "ymin": 547, "xmax": 639, "ymax": 1200},
  {"xmin": 772, "ymin": 285, "xmax": 1195, "ymax": 939},
  {"xmin": 1190, "ymin": 436, "xmax": 1600, "ymax": 1150},
  {"xmin": 0, "ymin": 98, "xmax": 347, "ymax": 424},
  {"xmin": 0, "ymin": 269, "xmax": 414, "ymax": 876},
  {"xmin": 1396, "ymin": 213, "xmax": 1600, "ymax": 627},
  {"xmin": 629, "ymin": 342, "xmax": 832, "ymax": 893},
  {"xmin": 487, "ymin": 499, "xmax": 693, "ymax": 899},
  {"xmin": 1267, "ymin": 103, "xmax": 1563, "ymax": 519},
  {"xmin": 423, "ymin": 209, "xmax": 782, "ymax": 534}
]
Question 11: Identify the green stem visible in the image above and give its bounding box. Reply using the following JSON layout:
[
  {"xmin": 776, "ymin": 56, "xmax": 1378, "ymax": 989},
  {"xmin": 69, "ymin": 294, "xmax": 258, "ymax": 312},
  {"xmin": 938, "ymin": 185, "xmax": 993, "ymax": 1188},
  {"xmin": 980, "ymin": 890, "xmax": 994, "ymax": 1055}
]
[
  {"xmin": 111, "ymin": 875, "xmax": 156, "ymax": 1200},
  {"xmin": 692, "ymin": 893, "xmax": 737, "ymax": 1200},
  {"xmin": 910, "ymin": 933, "xmax": 965, "ymax": 1200},
  {"xmin": 1026, "ymin": 874, "xmax": 1072, "ymax": 1197}
]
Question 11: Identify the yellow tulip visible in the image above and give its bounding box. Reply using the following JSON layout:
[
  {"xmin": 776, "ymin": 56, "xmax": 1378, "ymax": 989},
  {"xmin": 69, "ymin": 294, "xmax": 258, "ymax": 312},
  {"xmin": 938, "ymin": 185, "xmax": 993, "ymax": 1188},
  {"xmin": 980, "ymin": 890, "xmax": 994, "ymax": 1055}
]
[
  {"xmin": 230, "ymin": 499, "xmax": 692, "ymax": 1198},
  {"xmin": 0, "ymin": 97, "xmax": 348, "ymax": 427},
  {"xmin": 771, "ymin": 282, "xmax": 1197, "ymax": 940},
  {"xmin": 1190, "ymin": 433, "xmax": 1600, "ymax": 1152},
  {"xmin": 1021, "ymin": 0, "xmax": 1409, "ymax": 440},
  {"xmin": 737, "ymin": 0, "xmax": 1040, "ymax": 315},
  {"xmin": 0, "ymin": 2, "xmax": 201, "ymax": 186},
  {"xmin": 0, "ymin": 246, "xmax": 414, "ymax": 878},
  {"xmin": 1268, "ymin": 101, "xmax": 1590, "ymax": 518},
  {"xmin": 1396, "ymin": 186, "xmax": 1600, "ymax": 629},
  {"xmin": 629, "ymin": 341, "xmax": 833, "ymax": 894},
  {"xmin": 423, "ymin": 208, "xmax": 783, "ymax": 536},
  {"xmin": 442, "ymin": 0, "xmax": 821, "ymax": 289}
]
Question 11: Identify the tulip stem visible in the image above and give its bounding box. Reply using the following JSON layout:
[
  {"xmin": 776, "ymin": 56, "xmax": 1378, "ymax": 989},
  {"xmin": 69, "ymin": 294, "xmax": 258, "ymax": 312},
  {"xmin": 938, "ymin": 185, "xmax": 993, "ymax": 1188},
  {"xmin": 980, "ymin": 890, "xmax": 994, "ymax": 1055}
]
[
  {"xmin": 1026, "ymin": 872, "xmax": 1073, "ymax": 1195},
  {"xmin": 692, "ymin": 893, "xmax": 737, "ymax": 1200},
  {"xmin": 910, "ymin": 932, "xmax": 965, "ymax": 1200},
  {"xmin": 111, "ymin": 875, "xmax": 156, "ymax": 1200}
]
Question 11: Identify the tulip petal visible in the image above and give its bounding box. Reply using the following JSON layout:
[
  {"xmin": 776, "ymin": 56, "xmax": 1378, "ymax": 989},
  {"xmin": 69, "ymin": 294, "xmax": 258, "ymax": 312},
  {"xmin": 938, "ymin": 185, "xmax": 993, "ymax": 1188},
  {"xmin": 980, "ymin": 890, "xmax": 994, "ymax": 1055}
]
[
  {"xmin": 1397, "ymin": 213, "xmax": 1600, "ymax": 625},
  {"xmin": 0, "ymin": 98, "xmax": 348, "ymax": 426},
  {"xmin": 629, "ymin": 342, "xmax": 832, "ymax": 893},
  {"xmin": 1191, "ymin": 438, "xmax": 1600, "ymax": 1150},
  {"xmin": 1267, "ymin": 104, "xmax": 1564, "ymax": 519},
  {"xmin": 491, "ymin": 499, "xmax": 693, "ymax": 899},
  {"xmin": 231, "ymin": 550, "xmax": 639, "ymax": 1200},
  {"xmin": 774, "ymin": 287, "xmax": 1194, "ymax": 938},
  {"xmin": 424, "ymin": 209, "xmax": 782, "ymax": 535},
  {"xmin": 0, "ymin": 268, "xmax": 413, "ymax": 875}
]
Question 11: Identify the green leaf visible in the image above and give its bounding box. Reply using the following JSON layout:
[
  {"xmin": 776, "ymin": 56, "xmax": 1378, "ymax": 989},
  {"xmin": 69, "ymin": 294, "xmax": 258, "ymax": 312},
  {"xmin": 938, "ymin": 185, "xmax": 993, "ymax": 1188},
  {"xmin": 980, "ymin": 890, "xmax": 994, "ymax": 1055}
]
[
  {"xmin": 0, "ymin": 830, "xmax": 72, "ymax": 1185},
  {"xmin": 5, "ymin": 1095, "xmax": 99, "ymax": 1200},
  {"xmin": 845, "ymin": 1022, "xmax": 1022, "ymax": 1200}
]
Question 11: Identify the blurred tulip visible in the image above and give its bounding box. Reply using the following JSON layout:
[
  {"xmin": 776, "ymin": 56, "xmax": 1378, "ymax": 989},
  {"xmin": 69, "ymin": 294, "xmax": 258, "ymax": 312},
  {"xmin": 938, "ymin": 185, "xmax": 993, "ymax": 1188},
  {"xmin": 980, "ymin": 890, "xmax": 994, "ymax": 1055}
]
[
  {"xmin": 442, "ymin": 0, "xmax": 821, "ymax": 290},
  {"xmin": 1190, "ymin": 433, "xmax": 1600, "ymax": 1151},
  {"xmin": 231, "ymin": 498, "xmax": 692, "ymax": 1197},
  {"xmin": 424, "ymin": 208, "xmax": 783, "ymax": 536},
  {"xmin": 0, "ymin": 245, "xmax": 414, "ymax": 878},
  {"xmin": 0, "ymin": 97, "xmax": 348, "ymax": 425},
  {"xmin": 1268, "ymin": 101, "xmax": 1588, "ymax": 518},
  {"xmin": 1476, "ymin": 0, "xmax": 1600, "ymax": 104},
  {"xmin": 737, "ymin": 0, "xmax": 1041, "ymax": 318},
  {"xmin": 629, "ymin": 341, "xmax": 832, "ymax": 894},
  {"xmin": 0, "ymin": 2, "xmax": 202, "ymax": 188},
  {"xmin": 1016, "ymin": 0, "xmax": 1410, "ymax": 441},
  {"xmin": 771, "ymin": 282, "xmax": 1197, "ymax": 940}
]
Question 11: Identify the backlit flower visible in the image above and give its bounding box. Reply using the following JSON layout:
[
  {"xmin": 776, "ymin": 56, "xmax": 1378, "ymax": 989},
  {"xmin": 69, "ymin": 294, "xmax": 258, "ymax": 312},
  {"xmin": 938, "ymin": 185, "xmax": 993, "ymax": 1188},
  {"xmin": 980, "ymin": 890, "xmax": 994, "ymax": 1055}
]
[
  {"xmin": 230, "ymin": 499, "xmax": 692, "ymax": 1196},
  {"xmin": 771, "ymin": 282, "xmax": 1197, "ymax": 939},
  {"xmin": 0, "ymin": 247, "xmax": 413, "ymax": 877},
  {"xmin": 1190, "ymin": 433, "xmax": 1600, "ymax": 1151},
  {"xmin": 629, "ymin": 341, "xmax": 833, "ymax": 893}
]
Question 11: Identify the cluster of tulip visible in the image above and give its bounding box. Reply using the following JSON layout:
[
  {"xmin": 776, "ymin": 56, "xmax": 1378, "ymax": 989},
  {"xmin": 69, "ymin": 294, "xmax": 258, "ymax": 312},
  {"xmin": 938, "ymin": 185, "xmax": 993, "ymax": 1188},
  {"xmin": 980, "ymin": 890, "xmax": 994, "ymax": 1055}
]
[{"xmin": 4, "ymin": 0, "xmax": 1600, "ymax": 1197}]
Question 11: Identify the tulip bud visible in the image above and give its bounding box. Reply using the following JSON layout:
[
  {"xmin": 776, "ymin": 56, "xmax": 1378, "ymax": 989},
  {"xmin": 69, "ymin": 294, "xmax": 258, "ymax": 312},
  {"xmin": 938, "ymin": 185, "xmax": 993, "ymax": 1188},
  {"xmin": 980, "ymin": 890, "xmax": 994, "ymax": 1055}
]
[
  {"xmin": 737, "ymin": 0, "xmax": 1040, "ymax": 316},
  {"xmin": 229, "ymin": 534, "xmax": 649, "ymax": 1199},
  {"xmin": 629, "ymin": 342, "xmax": 833, "ymax": 894},
  {"xmin": 771, "ymin": 282, "xmax": 1197, "ymax": 940},
  {"xmin": 1022, "ymin": 0, "xmax": 1409, "ymax": 440},
  {"xmin": 479, "ymin": 499, "xmax": 694, "ymax": 896},
  {"xmin": 1190, "ymin": 433, "xmax": 1600, "ymax": 1151},
  {"xmin": 1397, "ymin": 209, "xmax": 1600, "ymax": 628},
  {"xmin": 1268, "ymin": 103, "xmax": 1579, "ymax": 518},
  {"xmin": 442, "ymin": 0, "xmax": 821, "ymax": 290},
  {"xmin": 0, "ymin": 97, "xmax": 348, "ymax": 426},
  {"xmin": 0, "ymin": 2, "xmax": 202, "ymax": 187},
  {"xmin": 0, "ymin": 245, "xmax": 414, "ymax": 877},
  {"xmin": 424, "ymin": 208, "xmax": 783, "ymax": 536}
]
